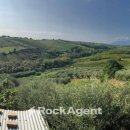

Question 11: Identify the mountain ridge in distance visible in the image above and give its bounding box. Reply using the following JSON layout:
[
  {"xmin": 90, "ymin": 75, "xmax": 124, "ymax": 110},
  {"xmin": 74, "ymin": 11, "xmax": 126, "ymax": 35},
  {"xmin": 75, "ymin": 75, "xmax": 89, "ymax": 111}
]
[{"xmin": 112, "ymin": 40, "xmax": 130, "ymax": 46}]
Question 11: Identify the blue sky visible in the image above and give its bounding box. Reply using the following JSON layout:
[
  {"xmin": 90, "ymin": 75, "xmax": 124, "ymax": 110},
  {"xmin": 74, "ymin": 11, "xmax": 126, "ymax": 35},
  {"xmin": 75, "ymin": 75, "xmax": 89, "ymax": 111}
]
[{"xmin": 0, "ymin": 0, "xmax": 130, "ymax": 43}]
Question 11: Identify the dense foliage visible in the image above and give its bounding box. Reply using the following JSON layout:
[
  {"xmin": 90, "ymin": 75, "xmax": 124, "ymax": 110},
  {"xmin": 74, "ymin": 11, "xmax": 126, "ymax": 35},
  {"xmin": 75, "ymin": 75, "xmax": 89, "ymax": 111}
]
[
  {"xmin": 104, "ymin": 60, "xmax": 123, "ymax": 78},
  {"xmin": 115, "ymin": 69, "xmax": 130, "ymax": 81},
  {"xmin": 14, "ymin": 79, "xmax": 130, "ymax": 130}
]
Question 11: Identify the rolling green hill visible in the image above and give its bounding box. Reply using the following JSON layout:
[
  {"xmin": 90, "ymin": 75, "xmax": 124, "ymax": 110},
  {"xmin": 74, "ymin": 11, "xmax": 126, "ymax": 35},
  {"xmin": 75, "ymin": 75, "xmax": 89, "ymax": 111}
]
[
  {"xmin": 0, "ymin": 35, "xmax": 130, "ymax": 75},
  {"xmin": 0, "ymin": 36, "xmax": 130, "ymax": 73},
  {"xmin": 0, "ymin": 36, "xmax": 113, "ymax": 51}
]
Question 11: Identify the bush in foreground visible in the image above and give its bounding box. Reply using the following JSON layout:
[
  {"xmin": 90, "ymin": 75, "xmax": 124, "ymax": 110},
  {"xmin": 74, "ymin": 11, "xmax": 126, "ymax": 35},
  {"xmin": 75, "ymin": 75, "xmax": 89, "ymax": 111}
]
[
  {"xmin": 15, "ymin": 79, "xmax": 130, "ymax": 130},
  {"xmin": 115, "ymin": 69, "xmax": 130, "ymax": 81}
]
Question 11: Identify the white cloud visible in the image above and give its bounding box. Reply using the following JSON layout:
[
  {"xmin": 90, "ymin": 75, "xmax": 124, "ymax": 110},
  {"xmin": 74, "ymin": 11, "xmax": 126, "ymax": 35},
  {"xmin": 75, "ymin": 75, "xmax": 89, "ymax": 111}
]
[{"xmin": 0, "ymin": 29, "xmax": 64, "ymax": 39}]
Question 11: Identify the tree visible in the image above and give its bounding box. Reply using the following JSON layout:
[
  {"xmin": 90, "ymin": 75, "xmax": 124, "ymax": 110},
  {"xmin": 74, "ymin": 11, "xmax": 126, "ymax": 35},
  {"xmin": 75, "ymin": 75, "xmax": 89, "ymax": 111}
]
[
  {"xmin": 104, "ymin": 60, "xmax": 123, "ymax": 78},
  {"xmin": 13, "ymin": 48, "xmax": 16, "ymax": 53},
  {"xmin": 2, "ymin": 78, "xmax": 9, "ymax": 87}
]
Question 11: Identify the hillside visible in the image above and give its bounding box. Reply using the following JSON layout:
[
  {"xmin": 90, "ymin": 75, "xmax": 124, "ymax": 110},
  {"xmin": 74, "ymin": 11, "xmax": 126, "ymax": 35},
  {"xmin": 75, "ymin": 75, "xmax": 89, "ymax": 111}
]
[
  {"xmin": 0, "ymin": 36, "xmax": 130, "ymax": 74},
  {"xmin": 0, "ymin": 36, "xmax": 114, "ymax": 51},
  {"xmin": 0, "ymin": 36, "xmax": 130, "ymax": 130}
]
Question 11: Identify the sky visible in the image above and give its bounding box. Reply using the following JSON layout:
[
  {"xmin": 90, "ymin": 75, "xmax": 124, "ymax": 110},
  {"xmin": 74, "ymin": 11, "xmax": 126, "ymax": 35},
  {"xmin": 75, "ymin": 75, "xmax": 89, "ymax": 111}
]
[{"xmin": 0, "ymin": 0, "xmax": 130, "ymax": 43}]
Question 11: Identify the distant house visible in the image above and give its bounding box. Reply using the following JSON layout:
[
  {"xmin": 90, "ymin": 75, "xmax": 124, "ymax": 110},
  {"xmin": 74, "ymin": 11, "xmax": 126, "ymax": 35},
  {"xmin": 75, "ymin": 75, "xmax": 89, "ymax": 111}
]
[{"xmin": 0, "ymin": 109, "xmax": 49, "ymax": 130}]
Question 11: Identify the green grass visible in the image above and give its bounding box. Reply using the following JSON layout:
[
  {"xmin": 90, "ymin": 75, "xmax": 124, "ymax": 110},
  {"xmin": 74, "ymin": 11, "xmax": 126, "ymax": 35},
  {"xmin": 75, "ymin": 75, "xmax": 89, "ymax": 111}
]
[
  {"xmin": 4, "ymin": 38, "xmax": 83, "ymax": 51},
  {"xmin": 0, "ymin": 46, "xmax": 24, "ymax": 53}
]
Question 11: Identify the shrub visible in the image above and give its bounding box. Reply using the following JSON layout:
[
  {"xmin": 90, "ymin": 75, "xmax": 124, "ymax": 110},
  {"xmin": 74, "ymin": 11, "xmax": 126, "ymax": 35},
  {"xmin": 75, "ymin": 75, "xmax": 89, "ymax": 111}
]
[
  {"xmin": 0, "ymin": 88, "xmax": 18, "ymax": 109},
  {"xmin": 15, "ymin": 79, "xmax": 130, "ymax": 130},
  {"xmin": 104, "ymin": 60, "xmax": 123, "ymax": 78},
  {"xmin": 55, "ymin": 77, "xmax": 71, "ymax": 84},
  {"xmin": 11, "ymin": 71, "xmax": 36, "ymax": 78},
  {"xmin": 115, "ymin": 69, "xmax": 130, "ymax": 81}
]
